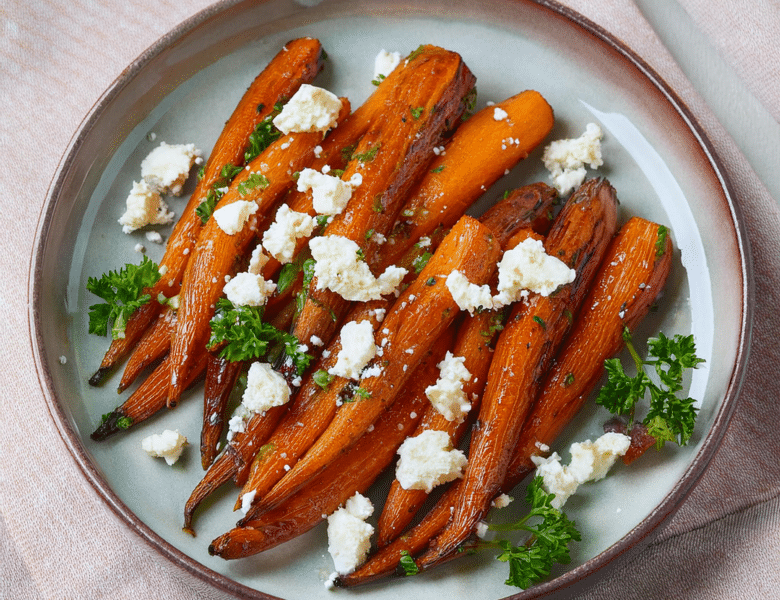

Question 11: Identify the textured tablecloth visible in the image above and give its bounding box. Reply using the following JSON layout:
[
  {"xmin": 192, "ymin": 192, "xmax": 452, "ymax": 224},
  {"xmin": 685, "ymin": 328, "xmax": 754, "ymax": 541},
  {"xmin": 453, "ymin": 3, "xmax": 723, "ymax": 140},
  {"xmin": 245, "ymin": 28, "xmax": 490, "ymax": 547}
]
[{"xmin": 2, "ymin": 1, "xmax": 779, "ymax": 598}]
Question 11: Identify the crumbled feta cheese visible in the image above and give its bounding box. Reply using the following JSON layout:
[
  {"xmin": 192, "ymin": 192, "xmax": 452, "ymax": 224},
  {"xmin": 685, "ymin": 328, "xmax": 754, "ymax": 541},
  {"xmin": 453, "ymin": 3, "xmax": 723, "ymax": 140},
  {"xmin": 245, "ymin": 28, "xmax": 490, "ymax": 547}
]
[
  {"xmin": 118, "ymin": 180, "xmax": 174, "ymax": 233},
  {"xmin": 58, "ymin": 355, "xmax": 67, "ymax": 365},
  {"xmin": 226, "ymin": 403, "xmax": 252, "ymax": 441},
  {"xmin": 241, "ymin": 362, "xmax": 291, "ymax": 415},
  {"xmin": 531, "ymin": 431, "xmax": 630, "ymax": 509},
  {"xmin": 309, "ymin": 235, "xmax": 407, "ymax": 301},
  {"xmin": 493, "ymin": 106, "xmax": 509, "ymax": 121},
  {"xmin": 222, "ymin": 272, "xmax": 276, "ymax": 307},
  {"xmin": 240, "ymin": 490, "xmax": 257, "ymax": 514},
  {"xmin": 262, "ymin": 204, "xmax": 316, "ymax": 264},
  {"xmin": 213, "ymin": 200, "xmax": 258, "ymax": 235},
  {"xmin": 328, "ymin": 320, "xmax": 377, "ymax": 380},
  {"xmin": 492, "ymin": 493, "xmax": 513, "ymax": 509},
  {"xmin": 492, "ymin": 238, "xmax": 576, "ymax": 307},
  {"xmin": 140, "ymin": 141, "xmax": 201, "ymax": 195},
  {"xmin": 145, "ymin": 230, "xmax": 163, "ymax": 244},
  {"xmin": 141, "ymin": 429, "xmax": 187, "ymax": 465},
  {"xmin": 247, "ymin": 244, "xmax": 270, "ymax": 275},
  {"xmin": 327, "ymin": 492, "xmax": 375, "ymax": 575},
  {"xmin": 395, "ymin": 429, "xmax": 468, "ymax": 493},
  {"xmin": 425, "ymin": 352, "xmax": 472, "ymax": 422},
  {"xmin": 296, "ymin": 168, "xmax": 360, "ymax": 215},
  {"xmin": 134, "ymin": 243, "xmax": 146, "ymax": 253},
  {"xmin": 445, "ymin": 270, "xmax": 494, "ymax": 315},
  {"xmin": 542, "ymin": 123, "xmax": 603, "ymax": 195},
  {"xmin": 374, "ymin": 49, "xmax": 401, "ymax": 79},
  {"xmin": 272, "ymin": 84, "xmax": 341, "ymax": 135}
]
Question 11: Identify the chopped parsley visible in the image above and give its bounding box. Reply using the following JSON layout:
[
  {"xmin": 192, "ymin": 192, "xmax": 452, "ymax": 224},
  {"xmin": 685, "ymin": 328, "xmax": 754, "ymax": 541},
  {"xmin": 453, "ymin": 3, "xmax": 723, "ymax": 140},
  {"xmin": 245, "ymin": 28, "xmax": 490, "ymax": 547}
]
[
  {"xmin": 86, "ymin": 256, "xmax": 161, "ymax": 340},
  {"xmin": 655, "ymin": 225, "xmax": 669, "ymax": 257},
  {"xmin": 412, "ymin": 251, "xmax": 432, "ymax": 274},
  {"xmin": 371, "ymin": 73, "xmax": 386, "ymax": 86},
  {"xmin": 195, "ymin": 163, "xmax": 245, "ymax": 223},
  {"xmin": 352, "ymin": 143, "xmax": 381, "ymax": 163},
  {"xmin": 313, "ymin": 369, "xmax": 334, "ymax": 390},
  {"xmin": 237, "ymin": 172, "xmax": 270, "ymax": 197},
  {"xmin": 244, "ymin": 102, "xmax": 283, "ymax": 163},
  {"xmin": 399, "ymin": 550, "xmax": 419, "ymax": 576},
  {"xmin": 410, "ymin": 106, "xmax": 424, "ymax": 119}
]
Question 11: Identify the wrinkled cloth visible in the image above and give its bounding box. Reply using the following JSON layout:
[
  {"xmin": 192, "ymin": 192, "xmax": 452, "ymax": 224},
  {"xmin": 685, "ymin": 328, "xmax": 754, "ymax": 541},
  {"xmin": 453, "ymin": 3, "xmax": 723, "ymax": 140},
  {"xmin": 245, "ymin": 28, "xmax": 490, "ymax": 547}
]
[{"xmin": 1, "ymin": 0, "xmax": 778, "ymax": 598}]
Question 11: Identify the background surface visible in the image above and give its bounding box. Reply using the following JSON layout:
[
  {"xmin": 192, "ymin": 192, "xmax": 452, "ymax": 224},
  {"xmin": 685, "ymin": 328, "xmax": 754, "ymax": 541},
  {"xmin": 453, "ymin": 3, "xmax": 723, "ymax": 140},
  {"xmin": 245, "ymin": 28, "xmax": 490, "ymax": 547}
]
[{"xmin": 2, "ymin": 0, "xmax": 779, "ymax": 598}]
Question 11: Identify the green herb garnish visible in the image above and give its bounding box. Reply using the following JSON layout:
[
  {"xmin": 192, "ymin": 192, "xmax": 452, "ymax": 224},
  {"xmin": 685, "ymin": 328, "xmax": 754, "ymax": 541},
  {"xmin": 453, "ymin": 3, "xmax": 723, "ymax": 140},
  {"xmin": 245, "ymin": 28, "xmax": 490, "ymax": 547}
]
[
  {"xmin": 237, "ymin": 172, "xmax": 270, "ymax": 197},
  {"xmin": 410, "ymin": 106, "xmax": 424, "ymax": 119},
  {"xmin": 313, "ymin": 369, "xmax": 334, "ymax": 390},
  {"xmin": 399, "ymin": 550, "xmax": 419, "ymax": 576},
  {"xmin": 86, "ymin": 256, "xmax": 161, "ymax": 339},
  {"xmin": 595, "ymin": 328, "xmax": 704, "ymax": 448},
  {"xmin": 352, "ymin": 143, "xmax": 381, "ymax": 163},
  {"xmin": 244, "ymin": 103, "xmax": 283, "ymax": 163}
]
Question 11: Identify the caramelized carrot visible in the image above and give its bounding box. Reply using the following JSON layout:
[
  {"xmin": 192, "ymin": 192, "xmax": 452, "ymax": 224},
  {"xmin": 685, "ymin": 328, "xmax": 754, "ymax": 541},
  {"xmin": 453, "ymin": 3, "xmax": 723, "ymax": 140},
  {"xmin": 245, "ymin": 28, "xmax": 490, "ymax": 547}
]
[
  {"xmin": 117, "ymin": 306, "xmax": 176, "ymax": 392},
  {"xmin": 90, "ymin": 38, "xmax": 325, "ymax": 384},
  {"xmin": 379, "ymin": 91, "xmax": 555, "ymax": 269},
  {"xmin": 416, "ymin": 178, "xmax": 618, "ymax": 570},
  {"xmin": 235, "ymin": 299, "xmax": 391, "ymax": 520},
  {"xmin": 209, "ymin": 329, "xmax": 454, "ymax": 559},
  {"xmin": 90, "ymin": 351, "xmax": 207, "ymax": 441},
  {"xmin": 286, "ymin": 46, "xmax": 476, "ymax": 373},
  {"xmin": 253, "ymin": 215, "xmax": 501, "ymax": 514},
  {"xmin": 167, "ymin": 100, "xmax": 351, "ymax": 407},
  {"xmin": 200, "ymin": 355, "xmax": 244, "ymax": 469}
]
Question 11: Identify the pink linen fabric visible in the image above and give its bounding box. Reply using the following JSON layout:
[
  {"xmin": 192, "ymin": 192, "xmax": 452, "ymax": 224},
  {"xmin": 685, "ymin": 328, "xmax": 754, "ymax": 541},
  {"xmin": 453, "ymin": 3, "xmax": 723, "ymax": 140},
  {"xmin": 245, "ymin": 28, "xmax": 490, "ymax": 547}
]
[{"xmin": 1, "ymin": 1, "xmax": 778, "ymax": 598}]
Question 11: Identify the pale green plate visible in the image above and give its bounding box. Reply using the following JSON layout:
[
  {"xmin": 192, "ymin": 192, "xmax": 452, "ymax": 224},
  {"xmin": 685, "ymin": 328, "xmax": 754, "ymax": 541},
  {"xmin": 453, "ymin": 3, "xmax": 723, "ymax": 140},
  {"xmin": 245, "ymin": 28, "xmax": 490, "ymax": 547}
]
[{"xmin": 30, "ymin": 0, "xmax": 751, "ymax": 598}]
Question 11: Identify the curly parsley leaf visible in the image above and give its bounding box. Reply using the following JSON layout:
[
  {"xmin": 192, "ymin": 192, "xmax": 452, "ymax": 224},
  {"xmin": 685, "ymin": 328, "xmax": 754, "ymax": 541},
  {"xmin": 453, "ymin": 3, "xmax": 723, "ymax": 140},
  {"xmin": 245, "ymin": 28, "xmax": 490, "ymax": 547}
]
[
  {"xmin": 595, "ymin": 328, "xmax": 704, "ymax": 448},
  {"xmin": 87, "ymin": 256, "xmax": 161, "ymax": 339},
  {"xmin": 490, "ymin": 476, "xmax": 580, "ymax": 589},
  {"xmin": 208, "ymin": 299, "xmax": 313, "ymax": 375}
]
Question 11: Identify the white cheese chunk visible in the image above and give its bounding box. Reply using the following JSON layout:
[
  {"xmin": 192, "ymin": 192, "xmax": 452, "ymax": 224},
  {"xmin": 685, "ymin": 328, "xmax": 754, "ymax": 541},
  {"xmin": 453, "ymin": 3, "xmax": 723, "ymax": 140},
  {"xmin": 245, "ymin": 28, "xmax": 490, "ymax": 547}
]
[
  {"xmin": 222, "ymin": 272, "xmax": 276, "ymax": 307},
  {"xmin": 119, "ymin": 180, "xmax": 174, "ymax": 233},
  {"xmin": 140, "ymin": 141, "xmax": 201, "ymax": 195},
  {"xmin": 445, "ymin": 270, "xmax": 494, "ymax": 315},
  {"xmin": 328, "ymin": 320, "xmax": 377, "ymax": 380},
  {"xmin": 531, "ymin": 431, "xmax": 630, "ymax": 509},
  {"xmin": 425, "ymin": 352, "xmax": 472, "ymax": 422},
  {"xmin": 240, "ymin": 490, "xmax": 257, "ymax": 515},
  {"xmin": 241, "ymin": 362, "xmax": 291, "ymax": 415},
  {"xmin": 262, "ymin": 204, "xmax": 316, "ymax": 264},
  {"xmin": 213, "ymin": 200, "xmax": 258, "ymax": 235},
  {"xmin": 373, "ymin": 49, "xmax": 401, "ymax": 79},
  {"xmin": 141, "ymin": 429, "xmax": 187, "ymax": 465},
  {"xmin": 309, "ymin": 235, "xmax": 407, "ymax": 301},
  {"xmin": 247, "ymin": 244, "xmax": 270, "ymax": 275},
  {"xmin": 272, "ymin": 84, "xmax": 341, "ymax": 135},
  {"xmin": 542, "ymin": 123, "xmax": 603, "ymax": 195},
  {"xmin": 395, "ymin": 429, "xmax": 468, "ymax": 493},
  {"xmin": 327, "ymin": 492, "xmax": 375, "ymax": 575},
  {"xmin": 492, "ymin": 237, "xmax": 576, "ymax": 307},
  {"xmin": 493, "ymin": 106, "xmax": 509, "ymax": 121},
  {"xmin": 296, "ymin": 168, "xmax": 361, "ymax": 215}
]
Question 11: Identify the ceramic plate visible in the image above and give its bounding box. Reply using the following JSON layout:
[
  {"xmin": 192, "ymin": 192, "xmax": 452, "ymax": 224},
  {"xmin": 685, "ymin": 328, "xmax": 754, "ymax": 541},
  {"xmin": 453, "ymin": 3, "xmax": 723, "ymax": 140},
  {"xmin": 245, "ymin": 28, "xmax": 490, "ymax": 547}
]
[{"xmin": 30, "ymin": 0, "xmax": 752, "ymax": 598}]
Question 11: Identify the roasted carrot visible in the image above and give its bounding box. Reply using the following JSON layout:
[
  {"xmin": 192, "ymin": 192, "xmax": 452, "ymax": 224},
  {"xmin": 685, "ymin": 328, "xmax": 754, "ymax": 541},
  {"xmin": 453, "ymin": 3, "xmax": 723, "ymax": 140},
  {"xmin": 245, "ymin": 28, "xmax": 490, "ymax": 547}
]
[
  {"xmin": 166, "ymin": 100, "xmax": 351, "ymax": 407},
  {"xmin": 117, "ymin": 306, "xmax": 176, "ymax": 392},
  {"xmin": 416, "ymin": 178, "xmax": 618, "ymax": 570},
  {"xmin": 90, "ymin": 351, "xmax": 208, "ymax": 441},
  {"xmin": 90, "ymin": 38, "xmax": 325, "ymax": 385},
  {"xmin": 235, "ymin": 299, "xmax": 391, "ymax": 520},
  {"xmin": 200, "ymin": 355, "xmax": 244, "ymax": 469},
  {"xmin": 379, "ymin": 91, "xmax": 555, "ymax": 269},
  {"xmin": 209, "ymin": 329, "xmax": 455, "ymax": 560},
  {"xmin": 505, "ymin": 215, "xmax": 673, "ymax": 480},
  {"xmin": 253, "ymin": 215, "xmax": 501, "ymax": 514},
  {"xmin": 285, "ymin": 46, "xmax": 476, "ymax": 374}
]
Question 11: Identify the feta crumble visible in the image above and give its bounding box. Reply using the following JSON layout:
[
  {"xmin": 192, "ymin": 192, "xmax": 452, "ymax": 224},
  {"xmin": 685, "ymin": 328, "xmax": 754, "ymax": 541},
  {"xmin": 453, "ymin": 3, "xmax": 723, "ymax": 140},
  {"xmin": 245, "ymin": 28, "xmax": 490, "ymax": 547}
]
[
  {"xmin": 328, "ymin": 320, "xmax": 377, "ymax": 380},
  {"xmin": 425, "ymin": 352, "xmax": 472, "ymax": 422},
  {"xmin": 531, "ymin": 431, "xmax": 630, "ymax": 509},
  {"xmin": 309, "ymin": 235, "xmax": 407, "ymax": 301},
  {"xmin": 296, "ymin": 168, "xmax": 362, "ymax": 215},
  {"xmin": 140, "ymin": 141, "xmax": 201, "ymax": 196},
  {"xmin": 213, "ymin": 200, "xmax": 258, "ymax": 235},
  {"xmin": 118, "ymin": 180, "xmax": 174, "ymax": 233},
  {"xmin": 261, "ymin": 204, "xmax": 315, "ymax": 263},
  {"xmin": 247, "ymin": 244, "xmax": 270, "ymax": 275},
  {"xmin": 445, "ymin": 270, "xmax": 494, "ymax": 315},
  {"xmin": 374, "ymin": 49, "xmax": 401, "ymax": 79},
  {"xmin": 542, "ymin": 123, "xmax": 604, "ymax": 195},
  {"xmin": 241, "ymin": 362, "xmax": 291, "ymax": 415},
  {"xmin": 141, "ymin": 429, "xmax": 187, "ymax": 465},
  {"xmin": 493, "ymin": 106, "xmax": 509, "ymax": 121},
  {"xmin": 272, "ymin": 84, "xmax": 342, "ymax": 135},
  {"xmin": 222, "ymin": 272, "xmax": 276, "ymax": 307},
  {"xmin": 145, "ymin": 230, "xmax": 163, "ymax": 244},
  {"xmin": 327, "ymin": 492, "xmax": 375, "ymax": 575},
  {"xmin": 395, "ymin": 430, "xmax": 468, "ymax": 493}
]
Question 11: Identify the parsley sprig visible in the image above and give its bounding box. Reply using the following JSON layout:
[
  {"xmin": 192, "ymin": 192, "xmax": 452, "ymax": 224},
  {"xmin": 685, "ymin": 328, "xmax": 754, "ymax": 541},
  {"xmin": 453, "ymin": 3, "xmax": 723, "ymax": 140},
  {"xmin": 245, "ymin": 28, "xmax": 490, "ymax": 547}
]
[
  {"xmin": 595, "ymin": 328, "xmax": 704, "ymax": 448},
  {"xmin": 467, "ymin": 477, "xmax": 580, "ymax": 589},
  {"xmin": 208, "ymin": 298, "xmax": 313, "ymax": 375},
  {"xmin": 86, "ymin": 256, "xmax": 161, "ymax": 339}
]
